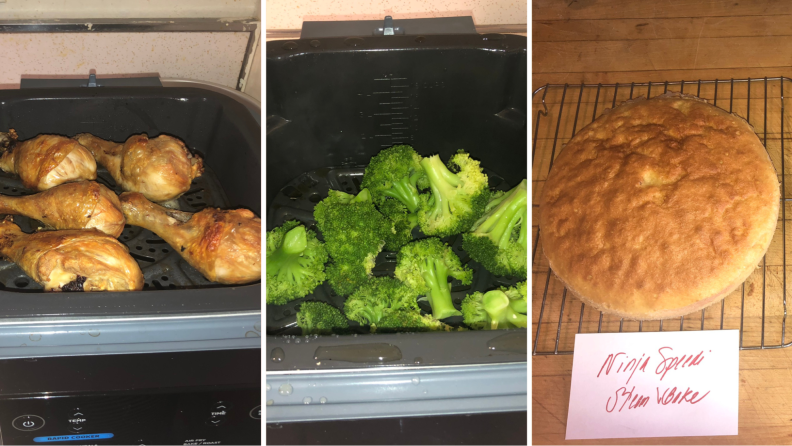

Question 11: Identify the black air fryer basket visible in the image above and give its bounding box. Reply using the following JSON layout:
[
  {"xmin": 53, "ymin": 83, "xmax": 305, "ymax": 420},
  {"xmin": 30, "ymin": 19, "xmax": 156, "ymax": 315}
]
[
  {"xmin": 0, "ymin": 87, "xmax": 260, "ymax": 317},
  {"xmin": 266, "ymin": 33, "xmax": 528, "ymax": 370}
]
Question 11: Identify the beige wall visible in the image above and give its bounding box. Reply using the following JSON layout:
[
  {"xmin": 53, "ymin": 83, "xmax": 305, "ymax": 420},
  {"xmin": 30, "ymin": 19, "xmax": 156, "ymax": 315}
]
[
  {"xmin": 266, "ymin": 0, "xmax": 527, "ymax": 30},
  {"xmin": 0, "ymin": 0, "xmax": 258, "ymax": 19},
  {"xmin": 0, "ymin": 33, "xmax": 250, "ymax": 89}
]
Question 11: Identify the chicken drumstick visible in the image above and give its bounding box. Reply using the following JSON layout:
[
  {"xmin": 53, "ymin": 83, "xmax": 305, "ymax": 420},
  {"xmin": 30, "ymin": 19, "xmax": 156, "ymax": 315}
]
[
  {"xmin": 0, "ymin": 181, "xmax": 125, "ymax": 237},
  {"xmin": 120, "ymin": 192, "xmax": 261, "ymax": 285},
  {"xmin": 0, "ymin": 129, "xmax": 97, "ymax": 191},
  {"xmin": 0, "ymin": 218, "xmax": 144, "ymax": 291},
  {"xmin": 74, "ymin": 133, "xmax": 204, "ymax": 202}
]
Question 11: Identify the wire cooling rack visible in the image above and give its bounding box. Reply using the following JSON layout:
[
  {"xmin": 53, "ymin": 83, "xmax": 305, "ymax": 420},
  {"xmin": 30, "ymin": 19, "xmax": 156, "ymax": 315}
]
[{"xmin": 532, "ymin": 77, "xmax": 791, "ymax": 355}]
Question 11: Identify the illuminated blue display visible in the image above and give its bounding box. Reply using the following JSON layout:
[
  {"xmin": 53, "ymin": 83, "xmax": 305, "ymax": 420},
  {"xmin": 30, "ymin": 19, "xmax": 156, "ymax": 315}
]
[{"xmin": 33, "ymin": 433, "xmax": 114, "ymax": 442}]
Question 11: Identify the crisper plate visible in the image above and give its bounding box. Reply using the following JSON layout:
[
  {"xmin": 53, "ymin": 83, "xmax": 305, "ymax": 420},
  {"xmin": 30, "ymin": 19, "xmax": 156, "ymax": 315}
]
[
  {"xmin": 266, "ymin": 165, "xmax": 522, "ymax": 335},
  {"xmin": 532, "ymin": 77, "xmax": 792, "ymax": 354}
]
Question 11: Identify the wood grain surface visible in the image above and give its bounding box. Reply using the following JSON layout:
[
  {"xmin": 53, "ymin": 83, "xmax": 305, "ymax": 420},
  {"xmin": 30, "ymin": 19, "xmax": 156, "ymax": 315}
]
[{"xmin": 532, "ymin": 1, "xmax": 792, "ymax": 444}]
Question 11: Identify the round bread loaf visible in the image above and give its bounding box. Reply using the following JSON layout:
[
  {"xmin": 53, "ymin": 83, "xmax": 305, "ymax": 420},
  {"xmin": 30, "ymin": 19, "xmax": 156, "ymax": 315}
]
[{"xmin": 539, "ymin": 92, "xmax": 780, "ymax": 320}]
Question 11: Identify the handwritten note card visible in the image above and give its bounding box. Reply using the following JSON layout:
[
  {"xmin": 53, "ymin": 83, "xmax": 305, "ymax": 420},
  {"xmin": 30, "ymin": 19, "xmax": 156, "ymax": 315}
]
[{"xmin": 565, "ymin": 330, "xmax": 739, "ymax": 440}]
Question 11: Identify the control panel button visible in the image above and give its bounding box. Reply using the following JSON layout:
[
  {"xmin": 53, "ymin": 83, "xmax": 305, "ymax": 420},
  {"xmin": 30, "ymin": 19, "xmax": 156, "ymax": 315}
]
[
  {"xmin": 250, "ymin": 405, "xmax": 261, "ymax": 419},
  {"xmin": 12, "ymin": 414, "xmax": 45, "ymax": 431},
  {"xmin": 67, "ymin": 407, "xmax": 88, "ymax": 433},
  {"xmin": 206, "ymin": 400, "xmax": 230, "ymax": 426},
  {"xmin": 211, "ymin": 400, "xmax": 232, "ymax": 411},
  {"xmin": 205, "ymin": 415, "xmax": 226, "ymax": 426}
]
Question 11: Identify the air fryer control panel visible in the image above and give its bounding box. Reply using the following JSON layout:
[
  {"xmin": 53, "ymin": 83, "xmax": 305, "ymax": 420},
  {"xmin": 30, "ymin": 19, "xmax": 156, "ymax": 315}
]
[{"xmin": 0, "ymin": 388, "xmax": 260, "ymax": 445}]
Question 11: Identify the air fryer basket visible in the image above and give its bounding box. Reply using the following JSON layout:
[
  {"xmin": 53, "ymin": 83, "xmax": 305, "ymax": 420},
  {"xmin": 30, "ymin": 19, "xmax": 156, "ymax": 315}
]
[
  {"xmin": 0, "ymin": 87, "xmax": 260, "ymax": 317},
  {"xmin": 266, "ymin": 34, "xmax": 527, "ymax": 337}
]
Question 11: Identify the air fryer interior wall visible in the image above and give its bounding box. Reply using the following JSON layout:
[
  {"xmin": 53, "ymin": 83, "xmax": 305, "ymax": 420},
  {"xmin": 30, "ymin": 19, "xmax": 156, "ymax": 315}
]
[
  {"xmin": 266, "ymin": 34, "xmax": 527, "ymax": 212},
  {"xmin": 0, "ymin": 87, "xmax": 261, "ymax": 317}
]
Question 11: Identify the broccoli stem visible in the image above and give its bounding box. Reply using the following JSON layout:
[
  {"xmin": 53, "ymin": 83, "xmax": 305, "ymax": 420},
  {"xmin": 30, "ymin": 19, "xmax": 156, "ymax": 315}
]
[
  {"xmin": 420, "ymin": 257, "xmax": 462, "ymax": 319},
  {"xmin": 517, "ymin": 214, "xmax": 527, "ymax": 247},
  {"xmin": 266, "ymin": 226, "xmax": 309, "ymax": 283},
  {"xmin": 507, "ymin": 311, "xmax": 528, "ymax": 328},
  {"xmin": 474, "ymin": 181, "xmax": 527, "ymax": 249},
  {"xmin": 383, "ymin": 176, "xmax": 422, "ymax": 213},
  {"xmin": 483, "ymin": 290, "xmax": 511, "ymax": 330},
  {"xmin": 421, "ymin": 156, "xmax": 468, "ymax": 220}
]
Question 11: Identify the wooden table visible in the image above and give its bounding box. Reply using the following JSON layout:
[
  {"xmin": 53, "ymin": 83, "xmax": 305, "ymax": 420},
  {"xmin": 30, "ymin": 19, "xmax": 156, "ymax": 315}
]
[{"xmin": 533, "ymin": 1, "xmax": 792, "ymax": 443}]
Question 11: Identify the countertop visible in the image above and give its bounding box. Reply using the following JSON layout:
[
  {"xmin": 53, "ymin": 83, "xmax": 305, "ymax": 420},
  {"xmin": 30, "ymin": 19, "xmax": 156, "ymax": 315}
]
[{"xmin": 532, "ymin": 0, "xmax": 792, "ymax": 444}]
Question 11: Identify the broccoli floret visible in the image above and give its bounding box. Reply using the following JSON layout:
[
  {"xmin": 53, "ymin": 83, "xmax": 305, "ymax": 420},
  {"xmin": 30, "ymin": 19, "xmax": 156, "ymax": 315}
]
[
  {"xmin": 418, "ymin": 150, "xmax": 490, "ymax": 237},
  {"xmin": 344, "ymin": 276, "xmax": 420, "ymax": 325},
  {"xmin": 503, "ymin": 280, "xmax": 527, "ymax": 314},
  {"xmin": 361, "ymin": 145, "xmax": 428, "ymax": 213},
  {"xmin": 266, "ymin": 221, "xmax": 328, "ymax": 305},
  {"xmin": 378, "ymin": 199, "xmax": 417, "ymax": 251},
  {"xmin": 461, "ymin": 282, "xmax": 527, "ymax": 330},
  {"xmin": 314, "ymin": 189, "xmax": 391, "ymax": 296},
  {"xmin": 462, "ymin": 179, "xmax": 527, "ymax": 277},
  {"xmin": 373, "ymin": 310, "xmax": 454, "ymax": 333},
  {"xmin": 394, "ymin": 238, "xmax": 473, "ymax": 320},
  {"xmin": 296, "ymin": 301, "xmax": 349, "ymax": 335}
]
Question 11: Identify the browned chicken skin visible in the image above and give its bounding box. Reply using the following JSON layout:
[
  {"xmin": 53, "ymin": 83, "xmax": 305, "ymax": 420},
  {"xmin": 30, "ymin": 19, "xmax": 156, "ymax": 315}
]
[
  {"xmin": 0, "ymin": 130, "xmax": 97, "ymax": 191},
  {"xmin": 0, "ymin": 217, "xmax": 143, "ymax": 291},
  {"xmin": 120, "ymin": 192, "xmax": 261, "ymax": 285},
  {"xmin": 0, "ymin": 181, "xmax": 125, "ymax": 237},
  {"xmin": 74, "ymin": 133, "xmax": 204, "ymax": 203}
]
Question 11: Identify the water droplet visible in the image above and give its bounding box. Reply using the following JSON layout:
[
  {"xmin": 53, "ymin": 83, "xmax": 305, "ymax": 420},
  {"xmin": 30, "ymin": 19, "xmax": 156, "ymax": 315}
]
[
  {"xmin": 303, "ymin": 397, "xmax": 312, "ymax": 404},
  {"xmin": 343, "ymin": 37, "xmax": 365, "ymax": 47},
  {"xmin": 309, "ymin": 40, "xmax": 321, "ymax": 48},
  {"xmin": 282, "ymin": 41, "xmax": 298, "ymax": 50},
  {"xmin": 266, "ymin": 384, "xmax": 271, "ymax": 391},
  {"xmin": 267, "ymin": 399, "xmax": 274, "ymax": 406},
  {"xmin": 295, "ymin": 338, "xmax": 301, "ymax": 344},
  {"xmin": 423, "ymin": 390, "xmax": 428, "ymax": 395},
  {"xmin": 481, "ymin": 33, "xmax": 506, "ymax": 41},
  {"xmin": 278, "ymin": 383, "xmax": 293, "ymax": 396},
  {"xmin": 29, "ymin": 333, "xmax": 41, "ymax": 342},
  {"xmin": 411, "ymin": 377, "xmax": 420, "ymax": 385},
  {"xmin": 305, "ymin": 339, "xmax": 310, "ymax": 344},
  {"xmin": 285, "ymin": 339, "xmax": 290, "ymax": 344},
  {"xmin": 413, "ymin": 357, "xmax": 423, "ymax": 365},
  {"xmin": 353, "ymin": 334, "xmax": 358, "ymax": 337},
  {"xmin": 319, "ymin": 397, "xmax": 327, "ymax": 404},
  {"xmin": 414, "ymin": 36, "xmax": 426, "ymax": 43},
  {"xmin": 270, "ymin": 347, "xmax": 285, "ymax": 363},
  {"xmin": 316, "ymin": 362, "xmax": 321, "ymax": 366}
]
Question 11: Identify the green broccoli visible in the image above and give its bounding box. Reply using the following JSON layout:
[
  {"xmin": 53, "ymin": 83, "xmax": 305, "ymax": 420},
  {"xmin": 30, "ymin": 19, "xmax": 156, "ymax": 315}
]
[
  {"xmin": 503, "ymin": 280, "xmax": 527, "ymax": 315},
  {"xmin": 373, "ymin": 310, "xmax": 454, "ymax": 333},
  {"xmin": 461, "ymin": 281, "xmax": 527, "ymax": 330},
  {"xmin": 296, "ymin": 301, "xmax": 349, "ymax": 335},
  {"xmin": 462, "ymin": 179, "xmax": 527, "ymax": 277},
  {"xmin": 266, "ymin": 221, "xmax": 328, "ymax": 305},
  {"xmin": 344, "ymin": 276, "xmax": 420, "ymax": 325},
  {"xmin": 314, "ymin": 189, "xmax": 391, "ymax": 296},
  {"xmin": 394, "ymin": 238, "xmax": 473, "ymax": 320},
  {"xmin": 361, "ymin": 145, "xmax": 428, "ymax": 214},
  {"xmin": 418, "ymin": 150, "xmax": 490, "ymax": 237},
  {"xmin": 378, "ymin": 198, "xmax": 417, "ymax": 251}
]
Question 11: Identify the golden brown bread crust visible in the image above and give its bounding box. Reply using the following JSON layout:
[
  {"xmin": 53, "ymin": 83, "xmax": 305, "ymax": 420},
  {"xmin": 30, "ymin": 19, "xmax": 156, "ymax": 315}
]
[{"xmin": 539, "ymin": 93, "xmax": 780, "ymax": 320}]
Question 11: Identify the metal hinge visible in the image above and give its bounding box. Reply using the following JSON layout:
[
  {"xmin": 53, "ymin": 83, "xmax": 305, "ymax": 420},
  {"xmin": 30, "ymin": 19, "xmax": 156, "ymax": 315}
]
[{"xmin": 375, "ymin": 16, "xmax": 403, "ymax": 36}]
